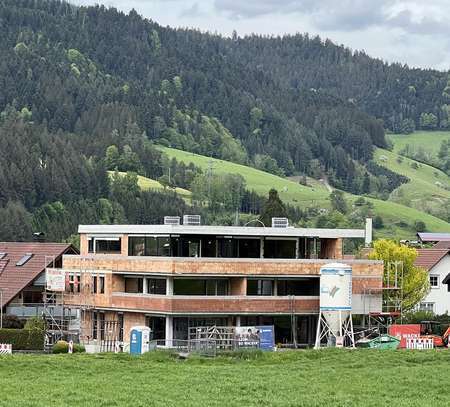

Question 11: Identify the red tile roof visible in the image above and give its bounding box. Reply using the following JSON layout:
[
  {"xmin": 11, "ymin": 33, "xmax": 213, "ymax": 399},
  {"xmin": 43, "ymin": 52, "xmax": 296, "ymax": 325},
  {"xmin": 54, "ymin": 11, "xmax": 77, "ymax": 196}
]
[
  {"xmin": 0, "ymin": 242, "xmax": 76, "ymax": 306},
  {"xmin": 414, "ymin": 249, "xmax": 450, "ymax": 271},
  {"xmin": 433, "ymin": 241, "xmax": 450, "ymax": 249},
  {"xmin": 417, "ymin": 233, "xmax": 450, "ymax": 242}
]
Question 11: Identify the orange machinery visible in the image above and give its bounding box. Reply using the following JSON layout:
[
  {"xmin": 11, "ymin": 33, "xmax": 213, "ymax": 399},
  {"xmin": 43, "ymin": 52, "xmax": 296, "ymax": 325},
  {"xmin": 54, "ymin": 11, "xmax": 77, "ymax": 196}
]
[{"xmin": 420, "ymin": 321, "xmax": 450, "ymax": 347}]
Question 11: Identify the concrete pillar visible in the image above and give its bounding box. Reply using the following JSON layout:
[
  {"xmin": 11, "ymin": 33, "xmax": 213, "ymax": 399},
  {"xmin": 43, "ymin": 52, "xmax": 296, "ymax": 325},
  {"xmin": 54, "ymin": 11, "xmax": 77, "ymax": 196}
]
[
  {"xmin": 295, "ymin": 238, "xmax": 300, "ymax": 259},
  {"xmin": 120, "ymin": 234, "xmax": 128, "ymax": 256},
  {"xmin": 143, "ymin": 277, "xmax": 148, "ymax": 294},
  {"xmin": 260, "ymin": 237, "xmax": 264, "ymax": 258},
  {"xmin": 165, "ymin": 316, "xmax": 173, "ymax": 347},
  {"xmin": 79, "ymin": 234, "xmax": 88, "ymax": 255},
  {"xmin": 235, "ymin": 316, "xmax": 241, "ymax": 327},
  {"xmin": 273, "ymin": 279, "xmax": 278, "ymax": 296},
  {"xmin": 166, "ymin": 277, "xmax": 174, "ymax": 295}
]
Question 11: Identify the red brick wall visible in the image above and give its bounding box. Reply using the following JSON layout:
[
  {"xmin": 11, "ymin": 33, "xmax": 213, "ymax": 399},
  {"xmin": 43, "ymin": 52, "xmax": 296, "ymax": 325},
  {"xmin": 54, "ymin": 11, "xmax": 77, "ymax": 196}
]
[
  {"xmin": 63, "ymin": 256, "xmax": 383, "ymax": 278},
  {"xmin": 124, "ymin": 312, "xmax": 146, "ymax": 338},
  {"xmin": 230, "ymin": 277, "xmax": 246, "ymax": 295},
  {"xmin": 110, "ymin": 294, "xmax": 319, "ymax": 314}
]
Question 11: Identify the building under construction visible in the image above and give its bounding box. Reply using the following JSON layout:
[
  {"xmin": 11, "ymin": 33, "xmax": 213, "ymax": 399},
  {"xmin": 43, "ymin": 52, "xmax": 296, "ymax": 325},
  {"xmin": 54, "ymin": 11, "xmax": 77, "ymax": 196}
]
[{"xmin": 56, "ymin": 217, "xmax": 385, "ymax": 349}]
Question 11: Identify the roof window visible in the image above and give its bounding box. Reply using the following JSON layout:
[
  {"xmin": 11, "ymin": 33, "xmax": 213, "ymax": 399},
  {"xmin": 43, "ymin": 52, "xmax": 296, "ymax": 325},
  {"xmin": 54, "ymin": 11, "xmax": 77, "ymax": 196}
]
[
  {"xmin": 0, "ymin": 252, "xmax": 6, "ymax": 260},
  {"xmin": 16, "ymin": 253, "xmax": 33, "ymax": 266}
]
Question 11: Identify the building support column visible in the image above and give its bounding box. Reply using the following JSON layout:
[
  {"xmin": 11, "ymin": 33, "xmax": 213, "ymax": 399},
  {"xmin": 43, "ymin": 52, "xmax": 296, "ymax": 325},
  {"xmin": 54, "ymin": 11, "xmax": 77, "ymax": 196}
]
[
  {"xmin": 166, "ymin": 277, "xmax": 174, "ymax": 295},
  {"xmin": 165, "ymin": 316, "xmax": 173, "ymax": 347},
  {"xmin": 235, "ymin": 316, "xmax": 241, "ymax": 327},
  {"xmin": 143, "ymin": 277, "xmax": 148, "ymax": 294}
]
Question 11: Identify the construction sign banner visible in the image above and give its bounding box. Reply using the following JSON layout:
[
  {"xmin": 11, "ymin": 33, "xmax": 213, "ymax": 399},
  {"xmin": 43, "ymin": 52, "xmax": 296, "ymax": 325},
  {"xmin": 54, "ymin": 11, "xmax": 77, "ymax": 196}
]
[
  {"xmin": 46, "ymin": 268, "xmax": 66, "ymax": 292},
  {"xmin": 389, "ymin": 324, "xmax": 421, "ymax": 348},
  {"xmin": 235, "ymin": 325, "xmax": 275, "ymax": 351}
]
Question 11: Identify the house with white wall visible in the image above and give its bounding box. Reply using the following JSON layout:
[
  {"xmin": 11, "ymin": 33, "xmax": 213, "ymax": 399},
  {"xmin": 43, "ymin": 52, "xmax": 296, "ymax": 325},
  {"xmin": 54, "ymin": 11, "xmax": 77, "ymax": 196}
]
[{"xmin": 415, "ymin": 249, "xmax": 450, "ymax": 315}]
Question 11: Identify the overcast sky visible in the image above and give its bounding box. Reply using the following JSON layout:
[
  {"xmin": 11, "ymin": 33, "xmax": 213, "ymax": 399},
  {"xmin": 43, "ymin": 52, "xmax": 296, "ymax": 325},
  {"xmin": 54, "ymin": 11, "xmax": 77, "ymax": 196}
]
[{"xmin": 71, "ymin": 0, "xmax": 450, "ymax": 71}]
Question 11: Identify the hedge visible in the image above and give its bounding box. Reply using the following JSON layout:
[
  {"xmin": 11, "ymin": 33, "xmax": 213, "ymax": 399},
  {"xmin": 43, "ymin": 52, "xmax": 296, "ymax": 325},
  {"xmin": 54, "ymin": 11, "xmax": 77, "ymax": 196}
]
[{"xmin": 0, "ymin": 328, "xmax": 44, "ymax": 350}]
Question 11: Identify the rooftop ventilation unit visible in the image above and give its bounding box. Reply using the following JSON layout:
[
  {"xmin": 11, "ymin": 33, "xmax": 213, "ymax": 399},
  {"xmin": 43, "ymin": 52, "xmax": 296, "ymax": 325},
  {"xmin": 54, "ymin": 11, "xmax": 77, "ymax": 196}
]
[
  {"xmin": 183, "ymin": 215, "xmax": 201, "ymax": 226},
  {"xmin": 164, "ymin": 216, "xmax": 181, "ymax": 226},
  {"xmin": 272, "ymin": 217, "xmax": 289, "ymax": 228}
]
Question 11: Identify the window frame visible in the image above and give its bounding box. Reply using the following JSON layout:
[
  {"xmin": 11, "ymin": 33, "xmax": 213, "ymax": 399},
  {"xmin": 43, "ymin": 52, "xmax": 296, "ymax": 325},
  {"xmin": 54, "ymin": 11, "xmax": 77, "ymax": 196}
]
[
  {"xmin": 419, "ymin": 302, "xmax": 435, "ymax": 313},
  {"xmin": 429, "ymin": 274, "xmax": 439, "ymax": 288}
]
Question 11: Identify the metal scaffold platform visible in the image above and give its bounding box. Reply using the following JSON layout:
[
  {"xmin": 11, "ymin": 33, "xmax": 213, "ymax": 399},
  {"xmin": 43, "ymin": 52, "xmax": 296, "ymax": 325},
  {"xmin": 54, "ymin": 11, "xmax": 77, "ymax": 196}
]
[{"xmin": 359, "ymin": 260, "xmax": 404, "ymax": 337}]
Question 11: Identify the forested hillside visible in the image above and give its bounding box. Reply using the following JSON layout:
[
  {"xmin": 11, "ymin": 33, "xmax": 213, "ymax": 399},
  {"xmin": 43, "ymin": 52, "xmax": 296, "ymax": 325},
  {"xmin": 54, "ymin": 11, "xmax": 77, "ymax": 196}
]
[{"xmin": 0, "ymin": 0, "xmax": 448, "ymax": 243}]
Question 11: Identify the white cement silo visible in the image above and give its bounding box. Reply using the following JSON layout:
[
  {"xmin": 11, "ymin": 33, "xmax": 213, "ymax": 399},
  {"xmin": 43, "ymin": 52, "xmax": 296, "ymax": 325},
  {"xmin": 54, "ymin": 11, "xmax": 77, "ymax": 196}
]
[{"xmin": 315, "ymin": 263, "xmax": 355, "ymax": 348}]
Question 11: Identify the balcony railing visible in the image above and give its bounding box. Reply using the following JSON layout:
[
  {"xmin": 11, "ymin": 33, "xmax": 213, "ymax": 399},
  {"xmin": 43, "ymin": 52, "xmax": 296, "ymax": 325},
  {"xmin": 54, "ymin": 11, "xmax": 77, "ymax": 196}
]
[{"xmin": 6, "ymin": 303, "xmax": 64, "ymax": 318}]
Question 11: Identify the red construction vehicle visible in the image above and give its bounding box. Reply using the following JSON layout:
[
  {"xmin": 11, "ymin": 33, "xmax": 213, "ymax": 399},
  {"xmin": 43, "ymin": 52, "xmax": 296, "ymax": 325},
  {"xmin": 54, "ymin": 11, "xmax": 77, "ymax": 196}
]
[{"xmin": 420, "ymin": 321, "xmax": 450, "ymax": 347}]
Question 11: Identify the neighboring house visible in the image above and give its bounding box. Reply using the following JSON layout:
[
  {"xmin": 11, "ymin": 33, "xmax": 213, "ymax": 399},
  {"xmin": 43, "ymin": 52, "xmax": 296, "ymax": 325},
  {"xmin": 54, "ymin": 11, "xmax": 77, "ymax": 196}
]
[
  {"xmin": 415, "ymin": 248, "xmax": 450, "ymax": 315},
  {"xmin": 0, "ymin": 242, "xmax": 77, "ymax": 319},
  {"xmin": 417, "ymin": 232, "xmax": 450, "ymax": 245}
]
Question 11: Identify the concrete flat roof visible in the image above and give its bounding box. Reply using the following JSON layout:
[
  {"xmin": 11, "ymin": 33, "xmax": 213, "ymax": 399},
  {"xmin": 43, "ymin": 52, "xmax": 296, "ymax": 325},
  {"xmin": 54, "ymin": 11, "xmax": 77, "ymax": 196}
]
[{"xmin": 78, "ymin": 224, "xmax": 366, "ymax": 239}]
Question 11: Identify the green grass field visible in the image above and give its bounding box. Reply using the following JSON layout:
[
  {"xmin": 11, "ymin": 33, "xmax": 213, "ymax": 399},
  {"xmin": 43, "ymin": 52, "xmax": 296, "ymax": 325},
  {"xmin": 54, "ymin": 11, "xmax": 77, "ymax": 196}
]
[
  {"xmin": 1, "ymin": 350, "xmax": 449, "ymax": 406},
  {"xmin": 373, "ymin": 148, "xmax": 450, "ymax": 213},
  {"xmin": 158, "ymin": 146, "xmax": 450, "ymax": 238},
  {"xmin": 108, "ymin": 171, "xmax": 192, "ymax": 199},
  {"xmin": 158, "ymin": 147, "xmax": 330, "ymax": 207},
  {"xmin": 388, "ymin": 130, "xmax": 450, "ymax": 158}
]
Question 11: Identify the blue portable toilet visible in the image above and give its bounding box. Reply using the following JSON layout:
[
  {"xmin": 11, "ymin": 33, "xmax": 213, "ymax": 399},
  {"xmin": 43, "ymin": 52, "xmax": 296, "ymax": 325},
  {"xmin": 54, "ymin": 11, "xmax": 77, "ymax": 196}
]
[{"xmin": 130, "ymin": 326, "xmax": 152, "ymax": 355}]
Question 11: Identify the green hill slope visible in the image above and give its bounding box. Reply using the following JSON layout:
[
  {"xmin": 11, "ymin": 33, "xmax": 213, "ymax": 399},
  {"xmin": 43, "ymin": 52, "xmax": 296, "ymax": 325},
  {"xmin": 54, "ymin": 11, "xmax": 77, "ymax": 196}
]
[
  {"xmin": 378, "ymin": 131, "xmax": 450, "ymax": 223},
  {"xmin": 374, "ymin": 148, "xmax": 450, "ymax": 210},
  {"xmin": 158, "ymin": 148, "xmax": 330, "ymax": 206},
  {"xmin": 108, "ymin": 171, "xmax": 191, "ymax": 199},
  {"xmin": 159, "ymin": 147, "xmax": 450, "ymax": 238},
  {"xmin": 388, "ymin": 131, "xmax": 450, "ymax": 159}
]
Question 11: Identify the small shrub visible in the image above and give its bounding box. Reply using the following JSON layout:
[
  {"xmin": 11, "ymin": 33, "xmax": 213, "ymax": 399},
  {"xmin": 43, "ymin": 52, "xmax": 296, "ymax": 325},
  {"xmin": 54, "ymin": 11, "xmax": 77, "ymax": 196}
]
[
  {"xmin": 52, "ymin": 341, "xmax": 85, "ymax": 354},
  {"xmin": 73, "ymin": 343, "xmax": 86, "ymax": 353},
  {"xmin": 53, "ymin": 340, "xmax": 69, "ymax": 354}
]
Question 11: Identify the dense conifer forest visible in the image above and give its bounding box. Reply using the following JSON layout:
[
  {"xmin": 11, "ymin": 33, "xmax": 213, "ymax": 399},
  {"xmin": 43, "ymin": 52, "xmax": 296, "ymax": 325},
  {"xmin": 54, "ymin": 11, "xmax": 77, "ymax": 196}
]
[{"xmin": 0, "ymin": 0, "xmax": 449, "ymax": 242}]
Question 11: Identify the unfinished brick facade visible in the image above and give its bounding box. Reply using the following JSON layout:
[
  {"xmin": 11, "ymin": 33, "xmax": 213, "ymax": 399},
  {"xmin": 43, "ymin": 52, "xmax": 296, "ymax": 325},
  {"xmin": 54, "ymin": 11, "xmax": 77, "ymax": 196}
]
[{"xmin": 62, "ymin": 222, "xmax": 382, "ymax": 347}]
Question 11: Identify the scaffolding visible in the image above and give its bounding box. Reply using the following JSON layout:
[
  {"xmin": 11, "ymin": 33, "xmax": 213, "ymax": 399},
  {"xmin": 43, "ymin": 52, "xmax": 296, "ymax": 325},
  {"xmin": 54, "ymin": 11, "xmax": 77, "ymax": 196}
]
[
  {"xmin": 43, "ymin": 255, "xmax": 76, "ymax": 350},
  {"xmin": 361, "ymin": 260, "xmax": 404, "ymax": 335}
]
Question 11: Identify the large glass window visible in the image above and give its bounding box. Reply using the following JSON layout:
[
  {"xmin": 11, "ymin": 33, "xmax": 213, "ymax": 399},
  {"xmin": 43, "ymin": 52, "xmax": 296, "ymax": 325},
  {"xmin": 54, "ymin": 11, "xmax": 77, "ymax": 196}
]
[
  {"xmin": 128, "ymin": 236, "xmax": 171, "ymax": 256},
  {"xmin": 206, "ymin": 279, "xmax": 228, "ymax": 295},
  {"xmin": 264, "ymin": 239, "xmax": 297, "ymax": 259},
  {"xmin": 174, "ymin": 279, "xmax": 205, "ymax": 295},
  {"xmin": 95, "ymin": 238, "xmax": 121, "ymax": 254},
  {"xmin": 238, "ymin": 239, "xmax": 260, "ymax": 258},
  {"xmin": 180, "ymin": 237, "xmax": 200, "ymax": 257},
  {"xmin": 147, "ymin": 278, "xmax": 166, "ymax": 295},
  {"xmin": 88, "ymin": 238, "xmax": 94, "ymax": 253},
  {"xmin": 174, "ymin": 279, "xmax": 228, "ymax": 295},
  {"xmin": 218, "ymin": 238, "xmax": 237, "ymax": 258},
  {"xmin": 247, "ymin": 279, "xmax": 273, "ymax": 296},
  {"xmin": 201, "ymin": 238, "xmax": 217, "ymax": 257},
  {"xmin": 129, "ymin": 237, "xmax": 145, "ymax": 256},
  {"xmin": 277, "ymin": 279, "xmax": 319, "ymax": 296},
  {"xmin": 158, "ymin": 237, "xmax": 171, "ymax": 256}
]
